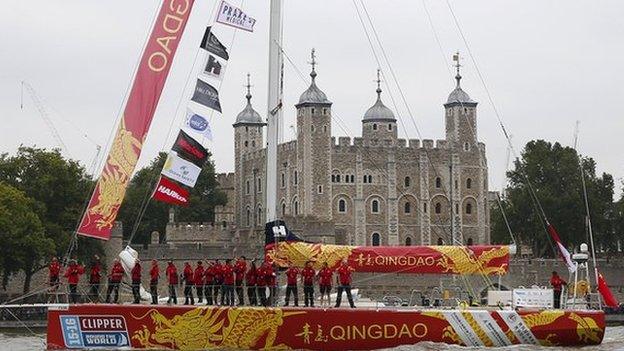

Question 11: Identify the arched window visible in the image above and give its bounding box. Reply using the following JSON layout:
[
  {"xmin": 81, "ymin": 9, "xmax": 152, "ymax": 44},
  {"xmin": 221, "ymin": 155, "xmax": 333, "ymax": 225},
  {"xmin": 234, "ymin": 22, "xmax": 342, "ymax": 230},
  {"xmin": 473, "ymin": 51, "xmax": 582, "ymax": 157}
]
[
  {"xmin": 323, "ymin": 125, "xmax": 327, "ymax": 133},
  {"xmin": 336, "ymin": 174, "xmax": 341, "ymax": 183},
  {"xmin": 372, "ymin": 232, "xmax": 381, "ymax": 246},
  {"xmin": 466, "ymin": 178, "xmax": 472, "ymax": 189},
  {"xmin": 246, "ymin": 180, "xmax": 250, "ymax": 195},
  {"xmin": 371, "ymin": 199, "xmax": 380, "ymax": 213},
  {"xmin": 251, "ymin": 140, "xmax": 255, "ymax": 147},
  {"xmin": 464, "ymin": 142, "xmax": 470, "ymax": 151},
  {"xmin": 244, "ymin": 140, "xmax": 248, "ymax": 147},
  {"xmin": 455, "ymin": 203, "xmax": 459, "ymax": 214},
  {"xmin": 294, "ymin": 171, "xmax": 298, "ymax": 185},
  {"xmin": 466, "ymin": 237, "xmax": 474, "ymax": 246},
  {"xmin": 435, "ymin": 177, "xmax": 442, "ymax": 188},
  {"xmin": 435, "ymin": 202, "xmax": 441, "ymax": 214},
  {"xmin": 404, "ymin": 176, "xmax": 411, "ymax": 187},
  {"xmin": 294, "ymin": 201, "xmax": 299, "ymax": 215},
  {"xmin": 311, "ymin": 108, "xmax": 316, "ymax": 114},
  {"xmin": 246, "ymin": 209, "xmax": 251, "ymax": 226},
  {"xmin": 388, "ymin": 124, "xmax": 392, "ymax": 131},
  {"xmin": 222, "ymin": 221, "xmax": 227, "ymax": 229},
  {"xmin": 404, "ymin": 202, "xmax": 411, "ymax": 214},
  {"xmin": 437, "ymin": 237, "xmax": 444, "ymax": 245},
  {"xmin": 373, "ymin": 123, "xmax": 378, "ymax": 131},
  {"xmin": 350, "ymin": 175, "xmax": 355, "ymax": 183},
  {"xmin": 368, "ymin": 175, "xmax": 373, "ymax": 183},
  {"xmin": 338, "ymin": 199, "xmax": 346, "ymax": 213},
  {"xmin": 282, "ymin": 203, "xmax": 286, "ymax": 216},
  {"xmin": 423, "ymin": 203, "xmax": 427, "ymax": 213},
  {"xmin": 465, "ymin": 202, "xmax": 473, "ymax": 214},
  {"xmin": 311, "ymin": 125, "xmax": 315, "ymax": 132},
  {"xmin": 281, "ymin": 173, "xmax": 285, "ymax": 187},
  {"xmin": 318, "ymin": 185, "xmax": 323, "ymax": 194},
  {"xmin": 405, "ymin": 237, "xmax": 412, "ymax": 246},
  {"xmin": 257, "ymin": 207, "xmax": 262, "ymax": 225}
]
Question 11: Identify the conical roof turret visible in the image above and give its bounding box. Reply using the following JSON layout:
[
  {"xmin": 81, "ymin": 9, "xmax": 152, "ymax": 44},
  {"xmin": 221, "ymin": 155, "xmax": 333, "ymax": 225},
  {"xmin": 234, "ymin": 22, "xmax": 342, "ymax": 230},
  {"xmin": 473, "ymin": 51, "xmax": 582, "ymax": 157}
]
[
  {"xmin": 363, "ymin": 69, "xmax": 396, "ymax": 122},
  {"xmin": 234, "ymin": 74, "xmax": 265, "ymax": 126},
  {"xmin": 297, "ymin": 49, "xmax": 331, "ymax": 106}
]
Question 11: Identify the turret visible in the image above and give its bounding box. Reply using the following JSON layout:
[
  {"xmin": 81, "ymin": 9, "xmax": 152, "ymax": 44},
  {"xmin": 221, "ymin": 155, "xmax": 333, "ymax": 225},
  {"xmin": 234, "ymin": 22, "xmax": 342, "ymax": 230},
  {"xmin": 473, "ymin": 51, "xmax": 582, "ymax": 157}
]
[
  {"xmin": 444, "ymin": 53, "xmax": 478, "ymax": 150},
  {"xmin": 362, "ymin": 69, "xmax": 397, "ymax": 144}
]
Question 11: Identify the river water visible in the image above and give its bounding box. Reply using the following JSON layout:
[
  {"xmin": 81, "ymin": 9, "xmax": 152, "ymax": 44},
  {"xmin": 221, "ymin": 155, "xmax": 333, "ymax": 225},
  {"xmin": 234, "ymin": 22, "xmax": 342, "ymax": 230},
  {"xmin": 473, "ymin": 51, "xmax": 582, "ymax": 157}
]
[{"xmin": 2, "ymin": 326, "xmax": 623, "ymax": 351}]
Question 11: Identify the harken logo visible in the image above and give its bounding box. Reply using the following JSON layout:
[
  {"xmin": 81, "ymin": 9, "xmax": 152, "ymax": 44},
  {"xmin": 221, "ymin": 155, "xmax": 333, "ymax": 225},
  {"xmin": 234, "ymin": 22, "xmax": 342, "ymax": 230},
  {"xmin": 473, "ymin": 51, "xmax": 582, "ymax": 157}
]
[
  {"xmin": 157, "ymin": 185, "xmax": 187, "ymax": 203},
  {"xmin": 60, "ymin": 315, "xmax": 130, "ymax": 348}
]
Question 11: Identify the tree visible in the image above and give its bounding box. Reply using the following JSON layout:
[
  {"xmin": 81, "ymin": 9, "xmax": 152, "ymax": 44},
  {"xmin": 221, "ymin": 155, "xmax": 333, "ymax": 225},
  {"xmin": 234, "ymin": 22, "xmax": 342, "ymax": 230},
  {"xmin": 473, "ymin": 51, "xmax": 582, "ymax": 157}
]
[
  {"xmin": 117, "ymin": 152, "xmax": 227, "ymax": 245},
  {"xmin": 0, "ymin": 182, "xmax": 54, "ymax": 293},
  {"xmin": 491, "ymin": 140, "xmax": 618, "ymax": 257}
]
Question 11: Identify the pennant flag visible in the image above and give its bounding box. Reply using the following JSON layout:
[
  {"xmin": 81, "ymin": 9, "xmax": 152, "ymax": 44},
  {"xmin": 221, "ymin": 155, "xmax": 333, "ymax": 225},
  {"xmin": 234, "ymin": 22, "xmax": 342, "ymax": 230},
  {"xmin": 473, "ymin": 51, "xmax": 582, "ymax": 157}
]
[
  {"xmin": 202, "ymin": 53, "xmax": 226, "ymax": 81},
  {"xmin": 191, "ymin": 79, "xmax": 222, "ymax": 112},
  {"xmin": 172, "ymin": 130, "xmax": 209, "ymax": 167},
  {"xmin": 161, "ymin": 152, "xmax": 202, "ymax": 187},
  {"xmin": 546, "ymin": 223, "xmax": 577, "ymax": 273},
  {"xmin": 597, "ymin": 271, "xmax": 619, "ymax": 308},
  {"xmin": 200, "ymin": 26, "xmax": 229, "ymax": 60},
  {"xmin": 152, "ymin": 176, "xmax": 190, "ymax": 207},
  {"xmin": 183, "ymin": 108, "xmax": 213, "ymax": 141},
  {"xmin": 77, "ymin": 0, "xmax": 195, "ymax": 240},
  {"xmin": 216, "ymin": 0, "xmax": 256, "ymax": 32}
]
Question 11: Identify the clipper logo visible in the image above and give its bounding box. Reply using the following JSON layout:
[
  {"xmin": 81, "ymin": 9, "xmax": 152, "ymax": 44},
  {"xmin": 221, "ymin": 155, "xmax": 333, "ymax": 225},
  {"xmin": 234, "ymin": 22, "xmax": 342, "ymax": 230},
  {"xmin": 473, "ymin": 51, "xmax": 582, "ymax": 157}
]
[
  {"xmin": 60, "ymin": 315, "xmax": 129, "ymax": 348},
  {"xmin": 189, "ymin": 114, "xmax": 208, "ymax": 132}
]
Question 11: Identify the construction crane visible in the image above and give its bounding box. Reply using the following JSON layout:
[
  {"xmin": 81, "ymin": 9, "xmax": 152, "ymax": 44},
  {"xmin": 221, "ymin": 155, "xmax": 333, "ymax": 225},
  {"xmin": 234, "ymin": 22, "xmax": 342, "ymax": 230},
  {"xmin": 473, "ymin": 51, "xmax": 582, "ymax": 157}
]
[{"xmin": 21, "ymin": 81, "xmax": 69, "ymax": 155}]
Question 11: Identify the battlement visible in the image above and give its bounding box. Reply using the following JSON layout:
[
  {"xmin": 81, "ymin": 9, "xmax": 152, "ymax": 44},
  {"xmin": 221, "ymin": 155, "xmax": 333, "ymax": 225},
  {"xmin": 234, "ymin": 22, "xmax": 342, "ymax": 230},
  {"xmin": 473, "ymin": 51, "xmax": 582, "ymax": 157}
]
[
  {"xmin": 330, "ymin": 136, "xmax": 458, "ymax": 153},
  {"xmin": 216, "ymin": 172, "xmax": 235, "ymax": 188}
]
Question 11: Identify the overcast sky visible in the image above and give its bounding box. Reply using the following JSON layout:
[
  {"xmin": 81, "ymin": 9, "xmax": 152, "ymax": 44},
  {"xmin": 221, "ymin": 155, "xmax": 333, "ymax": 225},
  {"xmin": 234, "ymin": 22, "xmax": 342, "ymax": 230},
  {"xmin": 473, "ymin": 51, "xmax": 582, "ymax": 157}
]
[{"xmin": 2, "ymin": 0, "xmax": 623, "ymax": 197}]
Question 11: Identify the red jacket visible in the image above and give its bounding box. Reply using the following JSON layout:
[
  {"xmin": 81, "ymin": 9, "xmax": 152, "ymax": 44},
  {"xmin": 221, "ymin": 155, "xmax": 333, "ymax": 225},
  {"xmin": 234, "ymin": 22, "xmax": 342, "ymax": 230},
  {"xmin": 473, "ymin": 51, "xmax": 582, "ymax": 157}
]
[
  {"xmin": 265, "ymin": 265, "xmax": 276, "ymax": 286},
  {"xmin": 234, "ymin": 261, "xmax": 247, "ymax": 282},
  {"xmin": 89, "ymin": 262, "xmax": 101, "ymax": 284},
  {"xmin": 150, "ymin": 263, "xmax": 159, "ymax": 282},
  {"xmin": 318, "ymin": 267, "xmax": 333, "ymax": 286},
  {"xmin": 255, "ymin": 266, "xmax": 266, "ymax": 286},
  {"xmin": 286, "ymin": 267, "xmax": 299, "ymax": 285},
  {"xmin": 166, "ymin": 263, "xmax": 178, "ymax": 285},
  {"xmin": 245, "ymin": 266, "xmax": 257, "ymax": 286},
  {"xmin": 213, "ymin": 263, "xmax": 224, "ymax": 283},
  {"xmin": 336, "ymin": 264, "xmax": 354, "ymax": 285},
  {"xmin": 222, "ymin": 264, "xmax": 235, "ymax": 285},
  {"xmin": 183, "ymin": 264, "xmax": 194, "ymax": 285},
  {"xmin": 49, "ymin": 261, "xmax": 61, "ymax": 278},
  {"xmin": 301, "ymin": 267, "xmax": 315, "ymax": 285},
  {"xmin": 109, "ymin": 262, "xmax": 124, "ymax": 283},
  {"xmin": 131, "ymin": 262, "xmax": 141, "ymax": 282},
  {"xmin": 204, "ymin": 265, "xmax": 215, "ymax": 285},
  {"xmin": 194, "ymin": 265, "xmax": 205, "ymax": 286},
  {"xmin": 550, "ymin": 275, "xmax": 567, "ymax": 291},
  {"xmin": 64, "ymin": 264, "xmax": 84, "ymax": 285}
]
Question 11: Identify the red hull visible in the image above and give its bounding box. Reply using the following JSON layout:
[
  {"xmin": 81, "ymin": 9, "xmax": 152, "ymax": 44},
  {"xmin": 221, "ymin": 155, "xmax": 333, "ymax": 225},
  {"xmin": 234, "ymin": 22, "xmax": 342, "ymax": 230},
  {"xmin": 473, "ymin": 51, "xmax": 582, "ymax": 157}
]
[{"xmin": 47, "ymin": 304, "xmax": 604, "ymax": 349}]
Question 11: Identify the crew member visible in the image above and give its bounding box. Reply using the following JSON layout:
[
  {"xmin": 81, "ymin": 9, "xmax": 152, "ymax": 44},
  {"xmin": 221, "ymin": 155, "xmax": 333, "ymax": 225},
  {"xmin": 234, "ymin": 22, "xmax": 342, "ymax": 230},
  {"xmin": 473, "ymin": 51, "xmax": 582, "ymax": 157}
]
[
  {"xmin": 256, "ymin": 262, "xmax": 267, "ymax": 306},
  {"xmin": 335, "ymin": 259, "xmax": 355, "ymax": 308},
  {"xmin": 266, "ymin": 262, "xmax": 277, "ymax": 306},
  {"xmin": 194, "ymin": 261, "xmax": 205, "ymax": 304},
  {"xmin": 149, "ymin": 259, "xmax": 159, "ymax": 305},
  {"xmin": 64, "ymin": 259, "xmax": 84, "ymax": 304},
  {"xmin": 550, "ymin": 271, "xmax": 567, "ymax": 309},
  {"xmin": 105, "ymin": 259, "xmax": 124, "ymax": 303},
  {"xmin": 221, "ymin": 259, "xmax": 235, "ymax": 306},
  {"xmin": 212, "ymin": 259, "xmax": 223, "ymax": 305},
  {"xmin": 234, "ymin": 256, "xmax": 247, "ymax": 306},
  {"xmin": 182, "ymin": 261, "xmax": 195, "ymax": 305},
  {"xmin": 88, "ymin": 255, "xmax": 102, "ymax": 303},
  {"xmin": 166, "ymin": 260, "xmax": 178, "ymax": 304},
  {"xmin": 246, "ymin": 260, "xmax": 258, "ymax": 306},
  {"xmin": 284, "ymin": 262, "xmax": 299, "ymax": 307},
  {"xmin": 318, "ymin": 262, "xmax": 333, "ymax": 307},
  {"xmin": 203, "ymin": 260, "xmax": 215, "ymax": 305},
  {"xmin": 301, "ymin": 261, "xmax": 316, "ymax": 307},
  {"xmin": 48, "ymin": 257, "xmax": 61, "ymax": 302},
  {"xmin": 131, "ymin": 259, "xmax": 142, "ymax": 304}
]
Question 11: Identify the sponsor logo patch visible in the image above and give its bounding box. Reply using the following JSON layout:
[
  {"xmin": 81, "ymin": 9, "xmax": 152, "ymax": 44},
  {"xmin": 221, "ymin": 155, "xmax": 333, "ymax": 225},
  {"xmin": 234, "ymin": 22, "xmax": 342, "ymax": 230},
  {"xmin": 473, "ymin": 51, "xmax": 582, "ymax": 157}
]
[{"xmin": 60, "ymin": 315, "xmax": 130, "ymax": 348}]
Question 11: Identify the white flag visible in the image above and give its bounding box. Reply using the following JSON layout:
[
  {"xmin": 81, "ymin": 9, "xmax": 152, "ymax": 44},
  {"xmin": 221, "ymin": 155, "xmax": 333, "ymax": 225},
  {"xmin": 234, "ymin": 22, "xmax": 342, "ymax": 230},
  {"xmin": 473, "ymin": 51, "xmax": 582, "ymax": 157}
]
[
  {"xmin": 161, "ymin": 152, "xmax": 202, "ymax": 188},
  {"xmin": 216, "ymin": 0, "xmax": 256, "ymax": 32},
  {"xmin": 182, "ymin": 108, "xmax": 213, "ymax": 141}
]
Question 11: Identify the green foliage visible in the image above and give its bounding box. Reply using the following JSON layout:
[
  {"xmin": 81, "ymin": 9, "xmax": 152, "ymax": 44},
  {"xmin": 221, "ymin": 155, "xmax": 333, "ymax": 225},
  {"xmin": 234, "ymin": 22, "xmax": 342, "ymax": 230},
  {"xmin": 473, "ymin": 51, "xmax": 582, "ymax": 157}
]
[
  {"xmin": 491, "ymin": 140, "xmax": 619, "ymax": 257},
  {"xmin": 117, "ymin": 152, "xmax": 226, "ymax": 245}
]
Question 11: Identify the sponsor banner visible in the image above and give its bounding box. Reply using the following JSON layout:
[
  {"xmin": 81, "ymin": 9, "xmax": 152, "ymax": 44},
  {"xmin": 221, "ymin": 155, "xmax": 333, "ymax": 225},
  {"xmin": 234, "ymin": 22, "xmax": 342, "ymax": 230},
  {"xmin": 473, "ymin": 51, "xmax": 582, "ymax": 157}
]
[
  {"xmin": 215, "ymin": 0, "xmax": 256, "ymax": 32},
  {"xmin": 191, "ymin": 79, "xmax": 222, "ymax": 112},
  {"xmin": 496, "ymin": 311, "xmax": 539, "ymax": 345},
  {"xmin": 161, "ymin": 152, "xmax": 201, "ymax": 188},
  {"xmin": 47, "ymin": 305, "xmax": 605, "ymax": 349},
  {"xmin": 183, "ymin": 108, "xmax": 213, "ymax": 141},
  {"xmin": 172, "ymin": 130, "xmax": 209, "ymax": 166},
  {"xmin": 471, "ymin": 310, "xmax": 512, "ymax": 347},
  {"xmin": 77, "ymin": 0, "xmax": 195, "ymax": 240},
  {"xmin": 152, "ymin": 176, "xmax": 190, "ymax": 207},
  {"xmin": 512, "ymin": 288, "xmax": 553, "ymax": 309},
  {"xmin": 201, "ymin": 53, "xmax": 226, "ymax": 81},
  {"xmin": 266, "ymin": 242, "xmax": 510, "ymax": 275},
  {"xmin": 200, "ymin": 26, "xmax": 229, "ymax": 60},
  {"xmin": 442, "ymin": 311, "xmax": 484, "ymax": 346},
  {"xmin": 59, "ymin": 315, "xmax": 129, "ymax": 348}
]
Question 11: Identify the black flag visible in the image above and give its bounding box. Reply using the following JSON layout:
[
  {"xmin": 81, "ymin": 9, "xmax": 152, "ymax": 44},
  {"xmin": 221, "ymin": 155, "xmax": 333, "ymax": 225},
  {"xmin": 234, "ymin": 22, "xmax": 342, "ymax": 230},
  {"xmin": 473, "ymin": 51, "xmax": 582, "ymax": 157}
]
[
  {"xmin": 200, "ymin": 26, "xmax": 229, "ymax": 60},
  {"xmin": 172, "ymin": 130, "xmax": 209, "ymax": 167},
  {"xmin": 191, "ymin": 79, "xmax": 222, "ymax": 112}
]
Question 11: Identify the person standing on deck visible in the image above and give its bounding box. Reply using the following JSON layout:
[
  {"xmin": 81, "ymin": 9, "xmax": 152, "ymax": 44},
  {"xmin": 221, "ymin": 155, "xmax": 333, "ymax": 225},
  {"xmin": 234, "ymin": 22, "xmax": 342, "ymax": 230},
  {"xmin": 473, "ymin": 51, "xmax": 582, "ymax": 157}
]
[
  {"xmin": 246, "ymin": 260, "xmax": 258, "ymax": 306},
  {"xmin": 194, "ymin": 261, "xmax": 205, "ymax": 304},
  {"xmin": 335, "ymin": 259, "xmax": 355, "ymax": 308},
  {"xmin": 318, "ymin": 262, "xmax": 333, "ymax": 307},
  {"xmin": 105, "ymin": 259, "xmax": 124, "ymax": 303},
  {"xmin": 266, "ymin": 262, "xmax": 277, "ymax": 306},
  {"xmin": 204, "ymin": 261, "xmax": 215, "ymax": 305},
  {"xmin": 256, "ymin": 262, "xmax": 267, "ymax": 306},
  {"xmin": 48, "ymin": 257, "xmax": 61, "ymax": 303},
  {"xmin": 212, "ymin": 259, "xmax": 224, "ymax": 305},
  {"xmin": 149, "ymin": 259, "xmax": 160, "ymax": 305},
  {"xmin": 166, "ymin": 260, "xmax": 178, "ymax": 304},
  {"xmin": 64, "ymin": 259, "xmax": 84, "ymax": 304},
  {"xmin": 88, "ymin": 255, "xmax": 102, "ymax": 303},
  {"xmin": 301, "ymin": 261, "xmax": 316, "ymax": 307},
  {"xmin": 284, "ymin": 262, "xmax": 299, "ymax": 307},
  {"xmin": 550, "ymin": 271, "xmax": 567, "ymax": 309},
  {"xmin": 221, "ymin": 259, "xmax": 235, "ymax": 306},
  {"xmin": 234, "ymin": 256, "xmax": 247, "ymax": 306},
  {"xmin": 182, "ymin": 261, "xmax": 195, "ymax": 305},
  {"xmin": 131, "ymin": 259, "xmax": 142, "ymax": 304}
]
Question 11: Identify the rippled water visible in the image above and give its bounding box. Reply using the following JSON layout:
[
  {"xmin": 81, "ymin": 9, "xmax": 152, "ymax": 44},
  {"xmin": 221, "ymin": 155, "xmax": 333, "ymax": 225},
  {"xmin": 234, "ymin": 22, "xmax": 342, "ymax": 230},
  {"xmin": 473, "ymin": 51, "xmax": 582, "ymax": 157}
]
[{"xmin": 2, "ymin": 327, "xmax": 624, "ymax": 351}]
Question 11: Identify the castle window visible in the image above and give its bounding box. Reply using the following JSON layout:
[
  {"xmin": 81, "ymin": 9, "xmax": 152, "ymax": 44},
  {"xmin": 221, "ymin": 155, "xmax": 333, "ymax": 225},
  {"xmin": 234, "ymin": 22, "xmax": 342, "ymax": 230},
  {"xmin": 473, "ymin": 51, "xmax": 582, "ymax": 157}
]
[
  {"xmin": 323, "ymin": 125, "xmax": 327, "ymax": 133},
  {"xmin": 282, "ymin": 203, "xmax": 286, "ymax": 216},
  {"xmin": 222, "ymin": 221, "xmax": 227, "ymax": 229},
  {"xmin": 323, "ymin": 108, "xmax": 328, "ymax": 115},
  {"xmin": 246, "ymin": 209, "xmax": 251, "ymax": 226},
  {"xmin": 466, "ymin": 178, "xmax": 472, "ymax": 189},
  {"xmin": 464, "ymin": 142, "xmax": 471, "ymax": 151},
  {"xmin": 331, "ymin": 175, "xmax": 336, "ymax": 183},
  {"xmin": 246, "ymin": 180, "xmax": 250, "ymax": 195},
  {"xmin": 311, "ymin": 125, "xmax": 315, "ymax": 132},
  {"xmin": 454, "ymin": 179, "xmax": 458, "ymax": 189},
  {"xmin": 437, "ymin": 237, "xmax": 444, "ymax": 245},
  {"xmin": 423, "ymin": 203, "xmax": 427, "ymax": 213},
  {"xmin": 373, "ymin": 123, "xmax": 378, "ymax": 131},
  {"xmin": 404, "ymin": 202, "xmax": 411, "ymax": 214},
  {"xmin": 252, "ymin": 140, "xmax": 255, "ymax": 147},
  {"xmin": 405, "ymin": 237, "xmax": 412, "ymax": 246},
  {"xmin": 368, "ymin": 175, "xmax": 373, "ymax": 183},
  {"xmin": 257, "ymin": 178, "xmax": 262, "ymax": 193},
  {"xmin": 435, "ymin": 177, "xmax": 441, "ymax": 188},
  {"xmin": 294, "ymin": 171, "xmax": 298, "ymax": 185},
  {"xmin": 257, "ymin": 207, "xmax": 262, "ymax": 225},
  {"xmin": 245, "ymin": 126, "xmax": 249, "ymax": 132},
  {"xmin": 388, "ymin": 124, "xmax": 392, "ymax": 131},
  {"xmin": 465, "ymin": 203, "xmax": 472, "ymax": 214},
  {"xmin": 404, "ymin": 176, "xmax": 411, "ymax": 187},
  {"xmin": 336, "ymin": 174, "xmax": 341, "ymax": 183},
  {"xmin": 350, "ymin": 175, "xmax": 355, "ymax": 183},
  {"xmin": 318, "ymin": 185, "xmax": 323, "ymax": 194},
  {"xmin": 338, "ymin": 199, "xmax": 346, "ymax": 213},
  {"xmin": 363, "ymin": 175, "xmax": 367, "ymax": 183},
  {"xmin": 372, "ymin": 232, "xmax": 381, "ymax": 246},
  {"xmin": 244, "ymin": 140, "xmax": 248, "ymax": 147},
  {"xmin": 467, "ymin": 237, "xmax": 474, "ymax": 246},
  {"xmin": 294, "ymin": 201, "xmax": 299, "ymax": 215},
  {"xmin": 455, "ymin": 203, "xmax": 459, "ymax": 214},
  {"xmin": 371, "ymin": 199, "xmax": 380, "ymax": 213},
  {"xmin": 311, "ymin": 108, "xmax": 316, "ymax": 114},
  {"xmin": 435, "ymin": 202, "xmax": 441, "ymax": 214},
  {"xmin": 281, "ymin": 173, "xmax": 285, "ymax": 188}
]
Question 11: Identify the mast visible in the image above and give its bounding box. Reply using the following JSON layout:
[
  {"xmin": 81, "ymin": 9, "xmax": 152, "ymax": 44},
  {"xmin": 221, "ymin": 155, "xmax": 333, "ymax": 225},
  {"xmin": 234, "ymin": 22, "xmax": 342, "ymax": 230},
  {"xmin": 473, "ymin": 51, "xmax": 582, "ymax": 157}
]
[{"xmin": 266, "ymin": 0, "xmax": 283, "ymax": 223}]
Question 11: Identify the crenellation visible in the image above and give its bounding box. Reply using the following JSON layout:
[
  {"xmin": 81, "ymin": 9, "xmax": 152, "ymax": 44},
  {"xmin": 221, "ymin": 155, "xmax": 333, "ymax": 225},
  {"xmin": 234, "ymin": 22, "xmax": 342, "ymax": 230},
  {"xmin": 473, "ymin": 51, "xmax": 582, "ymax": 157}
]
[
  {"xmin": 436, "ymin": 140, "xmax": 448, "ymax": 149},
  {"xmin": 409, "ymin": 139, "xmax": 420, "ymax": 148},
  {"xmin": 422, "ymin": 139, "xmax": 434, "ymax": 149}
]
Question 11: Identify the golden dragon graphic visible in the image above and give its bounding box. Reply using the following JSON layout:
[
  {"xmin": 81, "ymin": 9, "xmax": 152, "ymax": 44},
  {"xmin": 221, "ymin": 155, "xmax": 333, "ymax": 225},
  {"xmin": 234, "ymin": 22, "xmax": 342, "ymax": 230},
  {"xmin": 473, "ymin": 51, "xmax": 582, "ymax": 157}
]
[
  {"xmin": 432, "ymin": 245, "xmax": 509, "ymax": 275},
  {"xmin": 267, "ymin": 242, "xmax": 354, "ymax": 270}
]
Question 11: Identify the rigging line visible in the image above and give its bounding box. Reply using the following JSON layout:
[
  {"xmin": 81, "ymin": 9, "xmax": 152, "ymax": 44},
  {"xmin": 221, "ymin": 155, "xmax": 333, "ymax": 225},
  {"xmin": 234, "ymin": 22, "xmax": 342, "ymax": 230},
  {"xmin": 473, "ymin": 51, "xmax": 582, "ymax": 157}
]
[
  {"xmin": 495, "ymin": 192, "xmax": 516, "ymax": 245},
  {"xmin": 422, "ymin": 0, "xmax": 453, "ymax": 77}
]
